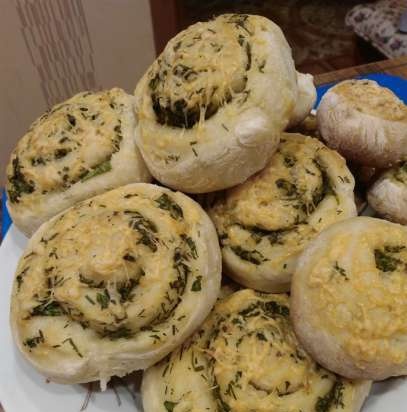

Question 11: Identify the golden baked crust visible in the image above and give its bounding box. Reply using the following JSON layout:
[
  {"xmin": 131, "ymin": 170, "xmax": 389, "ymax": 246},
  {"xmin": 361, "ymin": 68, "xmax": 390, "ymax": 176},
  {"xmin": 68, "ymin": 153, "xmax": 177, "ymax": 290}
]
[
  {"xmin": 333, "ymin": 80, "xmax": 407, "ymax": 122},
  {"xmin": 134, "ymin": 14, "xmax": 299, "ymax": 193},
  {"xmin": 10, "ymin": 183, "xmax": 221, "ymax": 384},
  {"xmin": 142, "ymin": 289, "xmax": 371, "ymax": 412},
  {"xmin": 208, "ymin": 133, "xmax": 356, "ymax": 292},
  {"xmin": 6, "ymin": 88, "xmax": 151, "ymax": 236},
  {"xmin": 317, "ymin": 80, "xmax": 407, "ymax": 168},
  {"xmin": 292, "ymin": 216, "xmax": 407, "ymax": 380}
]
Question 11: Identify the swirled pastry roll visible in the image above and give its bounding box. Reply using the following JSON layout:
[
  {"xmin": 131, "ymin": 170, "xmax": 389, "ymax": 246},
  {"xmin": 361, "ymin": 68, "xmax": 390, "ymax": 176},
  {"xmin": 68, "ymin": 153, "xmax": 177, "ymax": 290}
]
[
  {"xmin": 6, "ymin": 88, "xmax": 151, "ymax": 237},
  {"xmin": 142, "ymin": 289, "xmax": 371, "ymax": 412},
  {"xmin": 368, "ymin": 162, "xmax": 407, "ymax": 224},
  {"xmin": 208, "ymin": 133, "xmax": 357, "ymax": 292},
  {"xmin": 292, "ymin": 217, "xmax": 407, "ymax": 380},
  {"xmin": 134, "ymin": 14, "xmax": 298, "ymax": 193},
  {"xmin": 10, "ymin": 183, "xmax": 221, "ymax": 385},
  {"xmin": 317, "ymin": 79, "xmax": 407, "ymax": 168}
]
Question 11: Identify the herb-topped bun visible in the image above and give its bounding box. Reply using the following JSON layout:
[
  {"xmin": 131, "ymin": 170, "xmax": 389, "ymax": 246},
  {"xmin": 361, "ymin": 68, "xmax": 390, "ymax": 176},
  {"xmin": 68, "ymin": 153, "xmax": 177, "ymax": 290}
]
[
  {"xmin": 368, "ymin": 162, "xmax": 407, "ymax": 224},
  {"xmin": 317, "ymin": 79, "xmax": 407, "ymax": 168},
  {"xmin": 10, "ymin": 183, "xmax": 221, "ymax": 385},
  {"xmin": 287, "ymin": 72, "xmax": 317, "ymax": 128},
  {"xmin": 142, "ymin": 289, "xmax": 371, "ymax": 412},
  {"xmin": 208, "ymin": 133, "xmax": 356, "ymax": 292},
  {"xmin": 291, "ymin": 217, "xmax": 407, "ymax": 380},
  {"xmin": 6, "ymin": 88, "xmax": 151, "ymax": 237},
  {"xmin": 134, "ymin": 13, "xmax": 299, "ymax": 193}
]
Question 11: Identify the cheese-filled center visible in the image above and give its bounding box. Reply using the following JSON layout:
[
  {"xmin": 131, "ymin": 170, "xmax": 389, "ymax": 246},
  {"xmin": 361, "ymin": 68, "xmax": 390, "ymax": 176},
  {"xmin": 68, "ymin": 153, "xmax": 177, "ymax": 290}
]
[
  {"xmin": 148, "ymin": 291, "xmax": 366, "ymax": 412},
  {"xmin": 7, "ymin": 90, "xmax": 127, "ymax": 203},
  {"xmin": 148, "ymin": 14, "xmax": 255, "ymax": 129},
  {"xmin": 13, "ymin": 188, "xmax": 205, "ymax": 355},
  {"xmin": 306, "ymin": 221, "xmax": 407, "ymax": 365}
]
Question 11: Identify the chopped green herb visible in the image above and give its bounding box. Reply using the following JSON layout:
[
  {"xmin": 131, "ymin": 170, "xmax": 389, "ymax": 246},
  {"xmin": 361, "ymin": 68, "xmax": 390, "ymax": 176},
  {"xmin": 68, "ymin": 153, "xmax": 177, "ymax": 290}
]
[
  {"xmin": 96, "ymin": 289, "xmax": 110, "ymax": 309},
  {"xmin": 62, "ymin": 337, "xmax": 83, "ymax": 358},
  {"xmin": 256, "ymin": 332, "xmax": 267, "ymax": 341},
  {"xmin": 338, "ymin": 175, "xmax": 351, "ymax": 184},
  {"xmin": 283, "ymin": 155, "xmax": 296, "ymax": 167},
  {"xmin": 264, "ymin": 300, "xmax": 289, "ymax": 317},
  {"xmin": 384, "ymin": 245, "xmax": 405, "ymax": 253},
  {"xmin": 101, "ymin": 326, "xmax": 133, "ymax": 340},
  {"xmin": 85, "ymin": 295, "xmax": 95, "ymax": 305},
  {"xmin": 191, "ymin": 276, "xmax": 202, "ymax": 292},
  {"xmin": 79, "ymin": 274, "xmax": 105, "ymax": 288},
  {"xmin": 213, "ymin": 382, "xmax": 231, "ymax": 412},
  {"xmin": 31, "ymin": 301, "xmax": 65, "ymax": 317},
  {"xmin": 117, "ymin": 278, "xmax": 138, "ymax": 303},
  {"xmin": 54, "ymin": 148, "xmax": 71, "ymax": 159},
  {"xmin": 375, "ymin": 249, "xmax": 401, "ymax": 272},
  {"xmin": 31, "ymin": 156, "xmax": 46, "ymax": 166},
  {"xmin": 333, "ymin": 261, "xmax": 348, "ymax": 280},
  {"xmin": 67, "ymin": 114, "xmax": 76, "ymax": 127},
  {"xmin": 258, "ymin": 59, "xmax": 266, "ymax": 73},
  {"xmin": 155, "ymin": 193, "xmax": 184, "ymax": 220},
  {"xmin": 127, "ymin": 210, "xmax": 159, "ymax": 252},
  {"xmin": 80, "ymin": 160, "xmax": 112, "ymax": 182},
  {"xmin": 244, "ymin": 225, "xmax": 288, "ymax": 246},
  {"xmin": 165, "ymin": 154, "xmax": 180, "ymax": 163},
  {"xmin": 164, "ymin": 401, "xmax": 178, "ymax": 412},
  {"xmin": 24, "ymin": 330, "xmax": 44, "ymax": 349},
  {"xmin": 181, "ymin": 234, "xmax": 198, "ymax": 258},
  {"xmin": 149, "ymin": 72, "xmax": 160, "ymax": 91},
  {"xmin": 313, "ymin": 159, "xmax": 337, "ymax": 204},
  {"xmin": 16, "ymin": 267, "xmax": 29, "ymax": 291},
  {"xmin": 150, "ymin": 334, "xmax": 161, "ymax": 342},
  {"xmin": 173, "ymin": 41, "xmax": 182, "ymax": 52},
  {"xmin": 123, "ymin": 253, "xmax": 136, "ymax": 262},
  {"xmin": 16, "ymin": 274, "xmax": 24, "ymax": 290},
  {"xmin": 275, "ymin": 178, "xmax": 298, "ymax": 198},
  {"xmin": 8, "ymin": 157, "xmax": 35, "ymax": 203},
  {"xmin": 231, "ymin": 245, "xmax": 266, "ymax": 265},
  {"xmin": 315, "ymin": 380, "xmax": 345, "ymax": 412}
]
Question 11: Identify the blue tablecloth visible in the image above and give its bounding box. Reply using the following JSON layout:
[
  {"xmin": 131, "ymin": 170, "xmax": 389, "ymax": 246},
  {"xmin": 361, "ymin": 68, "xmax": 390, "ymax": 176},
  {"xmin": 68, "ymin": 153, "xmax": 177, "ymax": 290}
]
[
  {"xmin": 315, "ymin": 73, "xmax": 407, "ymax": 107},
  {"xmin": 1, "ymin": 189, "xmax": 11, "ymax": 240},
  {"xmin": 1, "ymin": 73, "xmax": 406, "ymax": 239}
]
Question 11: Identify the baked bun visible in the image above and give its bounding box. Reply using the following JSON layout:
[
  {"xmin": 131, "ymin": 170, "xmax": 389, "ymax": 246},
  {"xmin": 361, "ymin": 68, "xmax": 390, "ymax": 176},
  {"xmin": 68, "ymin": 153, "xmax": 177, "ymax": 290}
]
[
  {"xmin": 368, "ymin": 162, "xmax": 407, "ymax": 224},
  {"xmin": 134, "ymin": 14, "xmax": 298, "ymax": 193},
  {"xmin": 10, "ymin": 183, "xmax": 221, "ymax": 385},
  {"xmin": 208, "ymin": 133, "xmax": 356, "ymax": 292},
  {"xmin": 6, "ymin": 88, "xmax": 151, "ymax": 237},
  {"xmin": 142, "ymin": 289, "xmax": 371, "ymax": 412},
  {"xmin": 317, "ymin": 79, "xmax": 407, "ymax": 168},
  {"xmin": 287, "ymin": 72, "xmax": 317, "ymax": 128},
  {"xmin": 291, "ymin": 216, "xmax": 407, "ymax": 380}
]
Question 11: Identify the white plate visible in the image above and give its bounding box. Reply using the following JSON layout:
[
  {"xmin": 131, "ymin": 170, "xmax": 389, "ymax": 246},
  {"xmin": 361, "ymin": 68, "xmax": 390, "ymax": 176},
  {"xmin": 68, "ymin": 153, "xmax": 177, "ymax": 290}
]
[{"xmin": 0, "ymin": 225, "xmax": 406, "ymax": 411}]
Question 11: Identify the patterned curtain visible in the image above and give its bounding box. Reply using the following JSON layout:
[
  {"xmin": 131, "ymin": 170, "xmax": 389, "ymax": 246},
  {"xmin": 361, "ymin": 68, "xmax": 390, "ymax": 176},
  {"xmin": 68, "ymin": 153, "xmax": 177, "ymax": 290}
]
[{"xmin": 15, "ymin": 0, "xmax": 99, "ymax": 108}]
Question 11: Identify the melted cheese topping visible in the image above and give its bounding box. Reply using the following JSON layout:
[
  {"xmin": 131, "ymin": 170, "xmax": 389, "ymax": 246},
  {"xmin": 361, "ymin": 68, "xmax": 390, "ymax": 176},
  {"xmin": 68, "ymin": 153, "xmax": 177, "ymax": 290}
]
[
  {"xmin": 6, "ymin": 88, "xmax": 129, "ymax": 205},
  {"xmin": 147, "ymin": 14, "xmax": 267, "ymax": 129},
  {"xmin": 144, "ymin": 290, "xmax": 368, "ymax": 412},
  {"xmin": 11, "ymin": 184, "xmax": 215, "ymax": 378},
  {"xmin": 304, "ymin": 217, "xmax": 407, "ymax": 366},
  {"xmin": 209, "ymin": 133, "xmax": 355, "ymax": 280},
  {"xmin": 333, "ymin": 80, "xmax": 407, "ymax": 122}
]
